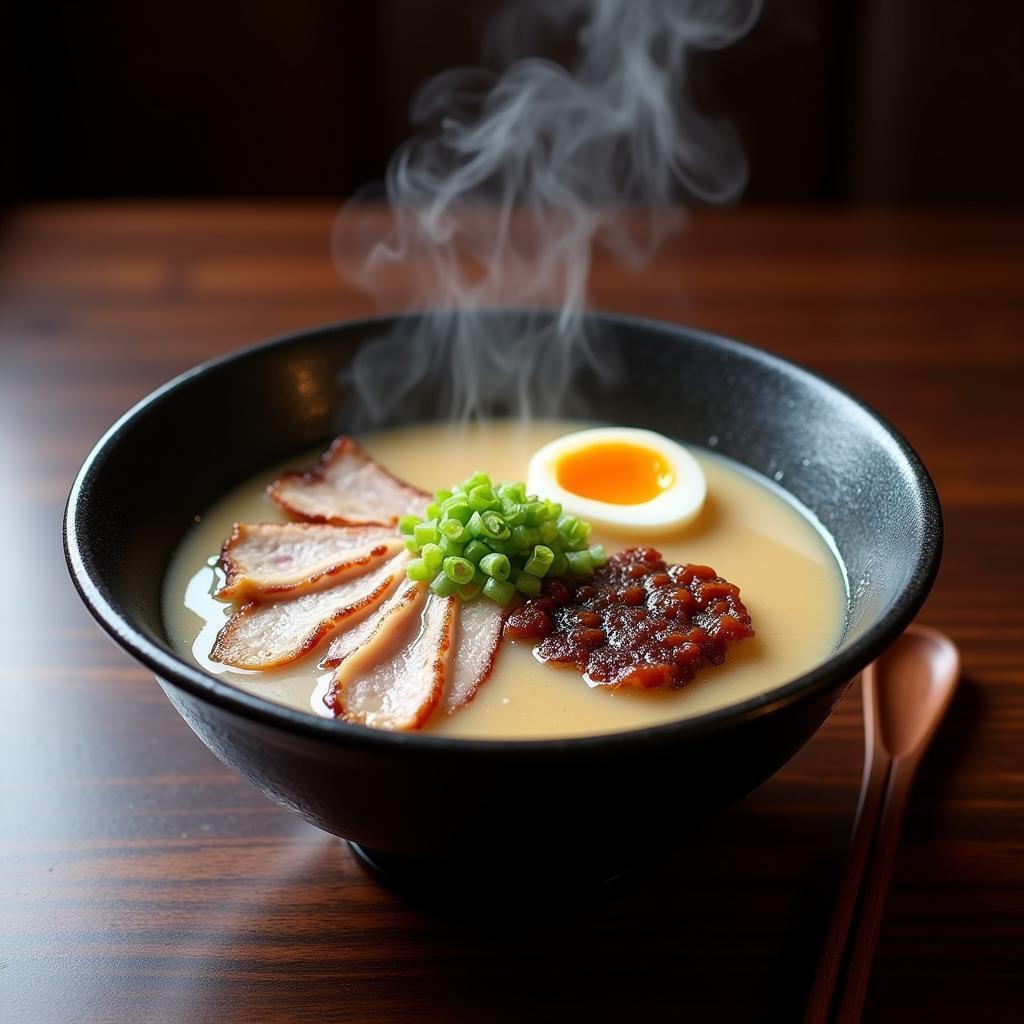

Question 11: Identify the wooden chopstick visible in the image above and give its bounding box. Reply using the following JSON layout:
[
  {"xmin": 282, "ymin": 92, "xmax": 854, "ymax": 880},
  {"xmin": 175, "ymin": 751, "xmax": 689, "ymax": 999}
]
[
  {"xmin": 834, "ymin": 746, "xmax": 926, "ymax": 1022},
  {"xmin": 802, "ymin": 666, "xmax": 892, "ymax": 1024},
  {"xmin": 804, "ymin": 627, "xmax": 959, "ymax": 1023}
]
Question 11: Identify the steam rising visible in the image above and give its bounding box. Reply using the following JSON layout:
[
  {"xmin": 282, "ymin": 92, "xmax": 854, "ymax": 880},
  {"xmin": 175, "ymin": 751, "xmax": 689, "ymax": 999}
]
[{"xmin": 334, "ymin": 0, "xmax": 761, "ymax": 424}]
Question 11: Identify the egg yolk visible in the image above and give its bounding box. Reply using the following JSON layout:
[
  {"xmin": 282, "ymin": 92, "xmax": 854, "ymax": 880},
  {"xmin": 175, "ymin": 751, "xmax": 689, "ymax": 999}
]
[{"xmin": 555, "ymin": 443, "xmax": 675, "ymax": 505}]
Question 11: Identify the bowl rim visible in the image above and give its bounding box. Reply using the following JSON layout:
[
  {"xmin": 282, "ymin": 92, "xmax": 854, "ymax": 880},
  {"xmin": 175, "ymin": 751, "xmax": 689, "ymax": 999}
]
[{"xmin": 64, "ymin": 310, "xmax": 943, "ymax": 754}]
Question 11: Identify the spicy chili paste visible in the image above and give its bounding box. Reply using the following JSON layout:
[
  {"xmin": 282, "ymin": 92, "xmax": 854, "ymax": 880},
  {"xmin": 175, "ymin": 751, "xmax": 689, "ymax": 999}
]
[{"xmin": 505, "ymin": 547, "xmax": 754, "ymax": 689}]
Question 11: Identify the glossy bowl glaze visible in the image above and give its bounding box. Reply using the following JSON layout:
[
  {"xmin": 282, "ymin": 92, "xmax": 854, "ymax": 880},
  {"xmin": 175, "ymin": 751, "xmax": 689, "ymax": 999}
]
[{"xmin": 64, "ymin": 312, "xmax": 941, "ymax": 889}]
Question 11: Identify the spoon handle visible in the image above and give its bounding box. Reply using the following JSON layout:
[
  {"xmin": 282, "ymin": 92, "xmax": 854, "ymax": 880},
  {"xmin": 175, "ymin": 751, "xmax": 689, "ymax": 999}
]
[
  {"xmin": 802, "ymin": 670, "xmax": 891, "ymax": 1024},
  {"xmin": 834, "ymin": 756, "xmax": 918, "ymax": 1023}
]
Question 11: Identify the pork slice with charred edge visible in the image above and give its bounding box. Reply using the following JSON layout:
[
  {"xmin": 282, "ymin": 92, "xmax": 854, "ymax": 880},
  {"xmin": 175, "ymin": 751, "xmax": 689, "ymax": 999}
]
[
  {"xmin": 442, "ymin": 597, "xmax": 507, "ymax": 713},
  {"xmin": 320, "ymin": 576, "xmax": 424, "ymax": 670},
  {"xmin": 329, "ymin": 588, "xmax": 456, "ymax": 731},
  {"xmin": 268, "ymin": 436, "xmax": 429, "ymax": 527},
  {"xmin": 218, "ymin": 522, "xmax": 404, "ymax": 601},
  {"xmin": 210, "ymin": 551, "xmax": 409, "ymax": 670}
]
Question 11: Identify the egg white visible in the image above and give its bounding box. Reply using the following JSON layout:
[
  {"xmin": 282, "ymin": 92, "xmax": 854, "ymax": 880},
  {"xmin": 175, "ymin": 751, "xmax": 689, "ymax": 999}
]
[{"xmin": 526, "ymin": 427, "xmax": 707, "ymax": 536}]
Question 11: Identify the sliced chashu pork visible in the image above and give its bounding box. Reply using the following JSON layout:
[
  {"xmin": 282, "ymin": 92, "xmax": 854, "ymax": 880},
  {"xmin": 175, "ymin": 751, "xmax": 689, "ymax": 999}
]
[
  {"xmin": 211, "ymin": 551, "xmax": 408, "ymax": 670},
  {"xmin": 322, "ymin": 584, "xmax": 505, "ymax": 720},
  {"xmin": 213, "ymin": 436, "xmax": 505, "ymax": 729},
  {"xmin": 218, "ymin": 522, "xmax": 403, "ymax": 601},
  {"xmin": 269, "ymin": 436, "xmax": 428, "ymax": 527},
  {"xmin": 328, "ymin": 585, "xmax": 457, "ymax": 731},
  {"xmin": 442, "ymin": 598, "xmax": 507, "ymax": 714},
  {"xmin": 320, "ymin": 577, "xmax": 424, "ymax": 669}
]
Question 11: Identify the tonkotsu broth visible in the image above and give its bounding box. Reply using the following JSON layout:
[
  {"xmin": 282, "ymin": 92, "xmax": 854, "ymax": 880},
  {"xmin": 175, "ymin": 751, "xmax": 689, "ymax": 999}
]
[{"xmin": 162, "ymin": 421, "xmax": 847, "ymax": 739}]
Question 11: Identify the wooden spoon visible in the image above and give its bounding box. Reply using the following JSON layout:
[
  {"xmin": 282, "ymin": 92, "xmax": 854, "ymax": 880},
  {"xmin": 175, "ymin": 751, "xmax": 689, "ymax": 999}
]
[{"xmin": 803, "ymin": 625, "xmax": 961, "ymax": 1024}]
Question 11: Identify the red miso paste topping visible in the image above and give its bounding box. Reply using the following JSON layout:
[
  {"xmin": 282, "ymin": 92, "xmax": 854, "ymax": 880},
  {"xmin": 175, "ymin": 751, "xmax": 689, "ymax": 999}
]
[{"xmin": 505, "ymin": 547, "xmax": 754, "ymax": 689}]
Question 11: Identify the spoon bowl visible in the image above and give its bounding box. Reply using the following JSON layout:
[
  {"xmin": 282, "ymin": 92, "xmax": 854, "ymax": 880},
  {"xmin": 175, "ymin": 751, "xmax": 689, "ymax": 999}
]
[{"xmin": 871, "ymin": 625, "xmax": 960, "ymax": 758}]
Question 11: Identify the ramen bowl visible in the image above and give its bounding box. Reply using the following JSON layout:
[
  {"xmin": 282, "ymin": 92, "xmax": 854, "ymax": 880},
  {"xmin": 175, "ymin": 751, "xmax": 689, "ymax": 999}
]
[{"xmin": 64, "ymin": 312, "xmax": 941, "ymax": 890}]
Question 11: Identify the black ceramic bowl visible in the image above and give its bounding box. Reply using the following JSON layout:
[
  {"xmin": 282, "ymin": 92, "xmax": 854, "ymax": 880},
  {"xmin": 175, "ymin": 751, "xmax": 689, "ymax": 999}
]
[{"xmin": 65, "ymin": 312, "xmax": 941, "ymax": 888}]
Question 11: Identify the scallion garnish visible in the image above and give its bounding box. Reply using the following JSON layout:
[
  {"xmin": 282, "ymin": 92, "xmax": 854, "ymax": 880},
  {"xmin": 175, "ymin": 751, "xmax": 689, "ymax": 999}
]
[
  {"xmin": 443, "ymin": 556, "xmax": 475, "ymax": 585},
  {"xmin": 479, "ymin": 552, "xmax": 511, "ymax": 581},
  {"xmin": 514, "ymin": 571, "xmax": 542, "ymax": 598},
  {"xmin": 420, "ymin": 543, "xmax": 444, "ymax": 574},
  {"xmin": 483, "ymin": 576, "xmax": 516, "ymax": 606},
  {"xmin": 430, "ymin": 573, "xmax": 461, "ymax": 598},
  {"xmin": 403, "ymin": 471, "xmax": 600, "ymax": 605},
  {"xmin": 413, "ymin": 520, "xmax": 439, "ymax": 547}
]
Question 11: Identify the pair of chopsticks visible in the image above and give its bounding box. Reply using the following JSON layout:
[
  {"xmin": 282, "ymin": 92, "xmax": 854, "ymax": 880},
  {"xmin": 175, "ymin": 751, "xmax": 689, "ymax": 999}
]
[{"xmin": 803, "ymin": 627, "xmax": 960, "ymax": 1023}]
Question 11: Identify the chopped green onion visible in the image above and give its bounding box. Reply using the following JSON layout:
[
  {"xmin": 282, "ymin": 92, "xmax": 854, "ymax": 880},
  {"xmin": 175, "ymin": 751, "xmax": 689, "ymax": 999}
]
[
  {"xmin": 439, "ymin": 536, "xmax": 463, "ymax": 559},
  {"xmin": 464, "ymin": 470, "xmax": 491, "ymax": 490},
  {"xmin": 538, "ymin": 520, "xmax": 559, "ymax": 545},
  {"xmin": 443, "ymin": 556, "xmax": 475, "ymax": 584},
  {"xmin": 557, "ymin": 513, "xmax": 579, "ymax": 536},
  {"xmin": 441, "ymin": 496, "xmax": 472, "ymax": 523},
  {"xmin": 523, "ymin": 544, "xmax": 554, "ymax": 577},
  {"xmin": 515, "ymin": 571, "xmax": 542, "ymax": 598},
  {"xmin": 439, "ymin": 518, "xmax": 467, "ymax": 543},
  {"xmin": 468, "ymin": 510, "xmax": 510, "ymax": 542},
  {"xmin": 420, "ymin": 543, "xmax": 443, "ymax": 574},
  {"xmin": 445, "ymin": 507, "xmax": 472, "ymax": 527},
  {"xmin": 406, "ymin": 558, "xmax": 432, "ymax": 582},
  {"xmin": 483, "ymin": 577, "xmax": 516, "ymax": 606},
  {"xmin": 523, "ymin": 501, "xmax": 547, "ymax": 527},
  {"xmin": 468, "ymin": 484, "xmax": 500, "ymax": 512},
  {"xmin": 463, "ymin": 539, "xmax": 490, "ymax": 565},
  {"xmin": 414, "ymin": 520, "xmax": 439, "ymax": 547},
  {"xmin": 566, "ymin": 549, "xmax": 594, "ymax": 576},
  {"xmin": 499, "ymin": 482, "xmax": 526, "ymax": 503},
  {"xmin": 405, "ymin": 469, "xmax": 601, "ymax": 599},
  {"xmin": 550, "ymin": 550, "xmax": 568, "ymax": 577},
  {"xmin": 484, "ymin": 513, "xmax": 512, "ymax": 539},
  {"xmin": 511, "ymin": 525, "xmax": 540, "ymax": 550},
  {"xmin": 501, "ymin": 500, "xmax": 527, "ymax": 527},
  {"xmin": 479, "ymin": 552, "xmax": 511, "ymax": 581},
  {"xmin": 430, "ymin": 573, "xmax": 461, "ymax": 597},
  {"xmin": 557, "ymin": 514, "xmax": 590, "ymax": 548}
]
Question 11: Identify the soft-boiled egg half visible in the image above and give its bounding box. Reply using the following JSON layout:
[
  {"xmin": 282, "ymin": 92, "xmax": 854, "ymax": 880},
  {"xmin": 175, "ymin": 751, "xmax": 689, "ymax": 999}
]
[{"xmin": 526, "ymin": 427, "xmax": 706, "ymax": 535}]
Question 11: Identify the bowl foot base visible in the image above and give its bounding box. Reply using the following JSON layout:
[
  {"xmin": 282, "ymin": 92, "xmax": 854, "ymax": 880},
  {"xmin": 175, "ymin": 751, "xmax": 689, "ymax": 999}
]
[{"xmin": 347, "ymin": 840, "xmax": 632, "ymax": 912}]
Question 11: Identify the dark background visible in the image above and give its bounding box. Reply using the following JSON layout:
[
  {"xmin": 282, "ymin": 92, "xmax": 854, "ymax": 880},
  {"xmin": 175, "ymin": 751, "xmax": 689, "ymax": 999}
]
[{"xmin": 3, "ymin": 0, "xmax": 1023, "ymax": 204}]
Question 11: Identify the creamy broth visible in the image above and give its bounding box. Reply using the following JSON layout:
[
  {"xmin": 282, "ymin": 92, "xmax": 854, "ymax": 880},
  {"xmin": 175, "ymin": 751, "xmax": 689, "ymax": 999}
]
[{"xmin": 162, "ymin": 421, "xmax": 847, "ymax": 739}]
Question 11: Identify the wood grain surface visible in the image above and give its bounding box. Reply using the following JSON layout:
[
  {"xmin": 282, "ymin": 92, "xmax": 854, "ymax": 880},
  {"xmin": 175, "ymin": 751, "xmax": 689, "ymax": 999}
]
[{"xmin": 1, "ymin": 204, "xmax": 1021, "ymax": 1023}]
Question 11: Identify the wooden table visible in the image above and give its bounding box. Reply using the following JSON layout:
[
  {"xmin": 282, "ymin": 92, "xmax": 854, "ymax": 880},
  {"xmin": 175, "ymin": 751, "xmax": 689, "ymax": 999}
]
[{"xmin": 1, "ymin": 205, "xmax": 1021, "ymax": 1022}]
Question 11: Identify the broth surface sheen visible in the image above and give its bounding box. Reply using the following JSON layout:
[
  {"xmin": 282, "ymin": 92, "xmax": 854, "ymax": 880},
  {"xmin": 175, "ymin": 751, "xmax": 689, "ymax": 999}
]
[{"xmin": 162, "ymin": 421, "xmax": 847, "ymax": 739}]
